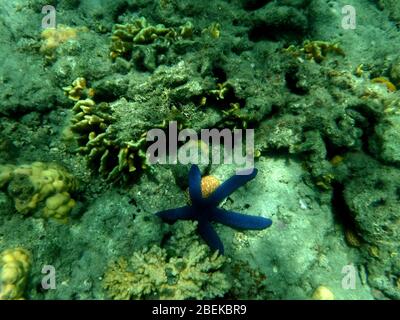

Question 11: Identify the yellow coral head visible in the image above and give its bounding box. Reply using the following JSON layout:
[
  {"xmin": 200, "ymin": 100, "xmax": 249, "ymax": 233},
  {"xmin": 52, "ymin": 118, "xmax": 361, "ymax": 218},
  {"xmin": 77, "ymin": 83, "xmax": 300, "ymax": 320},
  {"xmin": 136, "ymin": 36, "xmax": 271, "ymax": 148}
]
[{"xmin": 0, "ymin": 248, "xmax": 31, "ymax": 300}]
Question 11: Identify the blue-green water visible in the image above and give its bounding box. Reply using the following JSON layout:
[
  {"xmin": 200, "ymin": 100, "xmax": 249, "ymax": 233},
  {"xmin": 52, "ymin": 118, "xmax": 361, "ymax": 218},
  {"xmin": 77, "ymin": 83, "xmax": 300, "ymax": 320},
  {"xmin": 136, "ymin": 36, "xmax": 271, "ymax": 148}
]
[{"xmin": 0, "ymin": 0, "xmax": 399, "ymax": 300}]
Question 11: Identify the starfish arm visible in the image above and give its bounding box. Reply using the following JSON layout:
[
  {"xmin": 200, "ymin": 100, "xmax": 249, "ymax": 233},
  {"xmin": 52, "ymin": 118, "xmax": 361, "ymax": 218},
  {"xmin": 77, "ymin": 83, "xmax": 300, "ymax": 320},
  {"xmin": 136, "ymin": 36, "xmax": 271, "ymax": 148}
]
[
  {"xmin": 188, "ymin": 164, "xmax": 203, "ymax": 204},
  {"xmin": 211, "ymin": 207, "xmax": 272, "ymax": 230},
  {"xmin": 156, "ymin": 206, "xmax": 195, "ymax": 222},
  {"xmin": 198, "ymin": 219, "xmax": 224, "ymax": 254},
  {"xmin": 206, "ymin": 168, "xmax": 258, "ymax": 206}
]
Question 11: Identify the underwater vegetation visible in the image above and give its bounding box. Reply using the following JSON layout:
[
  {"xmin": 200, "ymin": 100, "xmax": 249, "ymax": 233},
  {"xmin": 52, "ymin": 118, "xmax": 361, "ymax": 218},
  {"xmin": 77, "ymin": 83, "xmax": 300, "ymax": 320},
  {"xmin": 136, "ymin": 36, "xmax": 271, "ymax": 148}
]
[{"xmin": 0, "ymin": 0, "xmax": 400, "ymax": 300}]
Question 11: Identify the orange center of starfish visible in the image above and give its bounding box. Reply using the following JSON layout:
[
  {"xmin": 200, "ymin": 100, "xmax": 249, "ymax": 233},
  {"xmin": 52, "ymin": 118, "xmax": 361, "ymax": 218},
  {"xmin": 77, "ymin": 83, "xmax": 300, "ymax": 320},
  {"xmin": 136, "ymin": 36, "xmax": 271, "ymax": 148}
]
[{"xmin": 200, "ymin": 176, "xmax": 221, "ymax": 198}]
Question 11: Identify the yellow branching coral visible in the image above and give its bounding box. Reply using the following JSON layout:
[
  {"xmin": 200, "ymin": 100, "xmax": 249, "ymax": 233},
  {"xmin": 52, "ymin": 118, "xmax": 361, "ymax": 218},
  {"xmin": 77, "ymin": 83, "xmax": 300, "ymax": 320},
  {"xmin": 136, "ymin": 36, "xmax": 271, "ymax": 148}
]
[
  {"xmin": 285, "ymin": 40, "xmax": 345, "ymax": 63},
  {"xmin": 69, "ymin": 98, "xmax": 150, "ymax": 182},
  {"xmin": 0, "ymin": 162, "xmax": 77, "ymax": 222},
  {"xmin": 202, "ymin": 22, "xmax": 221, "ymax": 39},
  {"xmin": 222, "ymin": 102, "xmax": 249, "ymax": 128},
  {"xmin": 0, "ymin": 248, "xmax": 31, "ymax": 300},
  {"xmin": 315, "ymin": 173, "xmax": 335, "ymax": 190},
  {"xmin": 201, "ymin": 22, "xmax": 221, "ymax": 39},
  {"xmin": 63, "ymin": 77, "xmax": 95, "ymax": 101},
  {"xmin": 209, "ymin": 82, "xmax": 233, "ymax": 100},
  {"xmin": 302, "ymin": 40, "xmax": 345, "ymax": 62},
  {"xmin": 110, "ymin": 17, "xmax": 193, "ymax": 59},
  {"xmin": 103, "ymin": 244, "xmax": 229, "ymax": 300}
]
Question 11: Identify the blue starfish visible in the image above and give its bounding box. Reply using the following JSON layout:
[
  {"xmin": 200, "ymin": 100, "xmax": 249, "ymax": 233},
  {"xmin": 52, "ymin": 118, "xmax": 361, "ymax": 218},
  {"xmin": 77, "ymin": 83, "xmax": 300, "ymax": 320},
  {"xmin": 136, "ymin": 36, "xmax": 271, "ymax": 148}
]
[{"xmin": 156, "ymin": 165, "xmax": 272, "ymax": 254}]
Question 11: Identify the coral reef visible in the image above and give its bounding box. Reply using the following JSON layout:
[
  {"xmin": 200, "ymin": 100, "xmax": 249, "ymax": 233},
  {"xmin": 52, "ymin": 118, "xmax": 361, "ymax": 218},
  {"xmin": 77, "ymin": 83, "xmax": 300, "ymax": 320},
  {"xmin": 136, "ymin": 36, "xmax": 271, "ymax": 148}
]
[
  {"xmin": 339, "ymin": 153, "xmax": 400, "ymax": 299},
  {"xmin": 1, "ymin": 0, "xmax": 400, "ymax": 300},
  {"xmin": 68, "ymin": 60, "xmax": 224, "ymax": 182},
  {"xmin": 0, "ymin": 162, "xmax": 77, "ymax": 222},
  {"xmin": 370, "ymin": 114, "xmax": 400, "ymax": 164},
  {"xmin": 0, "ymin": 248, "xmax": 31, "ymax": 300},
  {"xmin": 110, "ymin": 16, "xmax": 193, "ymax": 70},
  {"xmin": 103, "ymin": 222, "xmax": 229, "ymax": 299},
  {"xmin": 378, "ymin": 0, "xmax": 400, "ymax": 24}
]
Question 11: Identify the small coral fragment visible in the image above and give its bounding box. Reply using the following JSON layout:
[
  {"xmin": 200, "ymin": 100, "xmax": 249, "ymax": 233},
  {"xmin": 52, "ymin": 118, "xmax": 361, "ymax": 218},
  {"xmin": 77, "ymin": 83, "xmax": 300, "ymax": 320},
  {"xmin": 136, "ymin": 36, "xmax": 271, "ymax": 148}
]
[
  {"xmin": 312, "ymin": 285, "xmax": 334, "ymax": 300},
  {"xmin": 302, "ymin": 40, "xmax": 345, "ymax": 63},
  {"xmin": 285, "ymin": 40, "xmax": 345, "ymax": 63},
  {"xmin": 371, "ymin": 77, "xmax": 397, "ymax": 92},
  {"xmin": 63, "ymin": 77, "xmax": 95, "ymax": 101},
  {"xmin": 0, "ymin": 162, "xmax": 77, "ymax": 222},
  {"xmin": 209, "ymin": 82, "xmax": 233, "ymax": 100},
  {"xmin": 355, "ymin": 64, "xmax": 364, "ymax": 77},
  {"xmin": 0, "ymin": 248, "xmax": 31, "ymax": 300},
  {"xmin": 330, "ymin": 155, "xmax": 344, "ymax": 166},
  {"xmin": 203, "ymin": 22, "xmax": 221, "ymax": 39},
  {"xmin": 315, "ymin": 173, "xmax": 335, "ymax": 190},
  {"xmin": 344, "ymin": 229, "xmax": 362, "ymax": 248}
]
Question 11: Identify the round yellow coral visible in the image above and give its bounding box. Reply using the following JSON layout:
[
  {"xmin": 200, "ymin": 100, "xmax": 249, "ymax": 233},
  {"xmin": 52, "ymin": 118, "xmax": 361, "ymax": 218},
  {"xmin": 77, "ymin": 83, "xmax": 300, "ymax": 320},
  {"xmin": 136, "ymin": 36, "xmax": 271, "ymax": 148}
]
[
  {"xmin": 0, "ymin": 248, "xmax": 31, "ymax": 300},
  {"xmin": 312, "ymin": 285, "xmax": 335, "ymax": 300},
  {"xmin": 2, "ymin": 162, "xmax": 77, "ymax": 222},
  {"xmin": 43, "ymin": 192, "xmax": 75, "ymax": 223}
]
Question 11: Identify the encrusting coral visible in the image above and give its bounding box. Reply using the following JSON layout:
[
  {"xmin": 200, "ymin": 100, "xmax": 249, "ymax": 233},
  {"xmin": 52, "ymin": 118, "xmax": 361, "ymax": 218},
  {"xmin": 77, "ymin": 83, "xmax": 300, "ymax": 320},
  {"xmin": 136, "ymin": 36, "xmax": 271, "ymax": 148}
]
[
  {"xmin": 103, "ymin": 221, "xmax": 230, "ymax": 300},
  {"xmin": 0, "ymin": 162, "xmax": 77, "ymax": 222},
  {"xmin": 0, "ymin": 248, "xmax": 31, "ymax": 300},
  {"xmin": 40, "ymin": 25, "xmax": 88, "ymax": 60}
]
